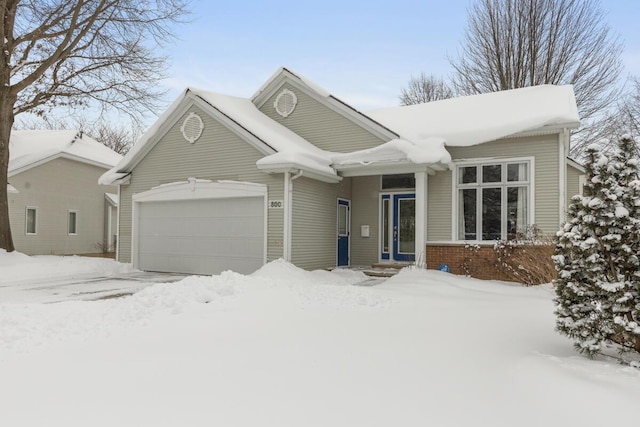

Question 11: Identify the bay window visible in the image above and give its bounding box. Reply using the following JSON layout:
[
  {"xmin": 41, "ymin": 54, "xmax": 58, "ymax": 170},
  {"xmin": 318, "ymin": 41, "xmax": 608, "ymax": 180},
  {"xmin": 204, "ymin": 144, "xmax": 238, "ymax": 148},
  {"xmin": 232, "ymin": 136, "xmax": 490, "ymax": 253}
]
[{"xmin": 456, "ymin": 160, "xmax": 531, "ymax": 241}]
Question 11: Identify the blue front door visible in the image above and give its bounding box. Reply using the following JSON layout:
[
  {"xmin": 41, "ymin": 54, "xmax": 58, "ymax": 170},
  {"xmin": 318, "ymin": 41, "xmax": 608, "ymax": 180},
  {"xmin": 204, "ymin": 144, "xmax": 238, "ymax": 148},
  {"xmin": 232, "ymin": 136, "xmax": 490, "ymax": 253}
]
[
  {"xmin": 337, "ymin": 199, "xmax": 350, "ymax": 266},
  {"xmin": 381, "ymin": 193, "xmax": 415, "ymax": 262},
  {"xmin": 393, "ymin": 194, "xmax": 415, "ymax": 262}
]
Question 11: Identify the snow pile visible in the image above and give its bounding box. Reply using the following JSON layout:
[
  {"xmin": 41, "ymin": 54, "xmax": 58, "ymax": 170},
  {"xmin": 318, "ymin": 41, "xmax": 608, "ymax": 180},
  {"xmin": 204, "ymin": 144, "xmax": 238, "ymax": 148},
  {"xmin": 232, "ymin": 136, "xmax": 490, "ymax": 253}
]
[
  {"xmin": 0, "ymin": 258, "xmax": 639, "ymax": 426},
  {"xmin": 0, "ymin": 250, "xmax": 135, "ymax": 287}
]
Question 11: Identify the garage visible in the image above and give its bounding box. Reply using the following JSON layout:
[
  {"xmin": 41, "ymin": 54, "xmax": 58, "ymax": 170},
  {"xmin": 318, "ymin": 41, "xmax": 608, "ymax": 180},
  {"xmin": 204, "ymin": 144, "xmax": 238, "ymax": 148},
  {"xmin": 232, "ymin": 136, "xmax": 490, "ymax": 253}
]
[{"xmin": 132, "ymin": 179, "xmax": 267, "ymax": 275}]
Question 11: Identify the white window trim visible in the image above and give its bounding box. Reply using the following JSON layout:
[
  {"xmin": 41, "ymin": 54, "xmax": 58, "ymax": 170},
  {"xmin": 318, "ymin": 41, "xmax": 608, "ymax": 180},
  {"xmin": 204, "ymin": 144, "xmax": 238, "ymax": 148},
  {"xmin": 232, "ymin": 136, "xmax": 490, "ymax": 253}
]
[
  {"xmin": 451, "ymin": 156, "xmax": 536, "ymax": 242},
  {"xmin": 25, "ymin": 206, "xmax": 38, "ymax": 235},
  {"xmin": 68, "ymin": 209, "xmax": 78, "ymax": 236}
]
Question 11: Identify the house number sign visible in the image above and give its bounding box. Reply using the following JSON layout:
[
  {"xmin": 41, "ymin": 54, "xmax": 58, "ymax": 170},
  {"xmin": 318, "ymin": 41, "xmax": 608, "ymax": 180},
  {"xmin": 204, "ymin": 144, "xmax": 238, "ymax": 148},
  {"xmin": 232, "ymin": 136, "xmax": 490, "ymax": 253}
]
[{"xmin": 269, "ymin": 200, "xmax": 284, "ymax": 209}]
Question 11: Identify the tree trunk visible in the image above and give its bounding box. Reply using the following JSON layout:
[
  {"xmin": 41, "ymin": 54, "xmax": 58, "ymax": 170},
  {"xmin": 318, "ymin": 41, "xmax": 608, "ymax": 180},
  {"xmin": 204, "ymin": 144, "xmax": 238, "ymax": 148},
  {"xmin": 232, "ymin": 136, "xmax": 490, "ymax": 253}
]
[{"xmin": 0, "ymin": 87, "xmax": 16, "ymax": 252}]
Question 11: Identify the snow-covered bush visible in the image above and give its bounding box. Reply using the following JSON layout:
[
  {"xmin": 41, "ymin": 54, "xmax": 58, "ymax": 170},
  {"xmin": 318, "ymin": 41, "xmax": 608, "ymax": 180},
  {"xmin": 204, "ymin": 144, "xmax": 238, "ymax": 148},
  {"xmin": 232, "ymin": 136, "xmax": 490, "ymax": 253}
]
[{"xmin": 554, "ymin": 135, "xmax": 640, "ymax": 360}]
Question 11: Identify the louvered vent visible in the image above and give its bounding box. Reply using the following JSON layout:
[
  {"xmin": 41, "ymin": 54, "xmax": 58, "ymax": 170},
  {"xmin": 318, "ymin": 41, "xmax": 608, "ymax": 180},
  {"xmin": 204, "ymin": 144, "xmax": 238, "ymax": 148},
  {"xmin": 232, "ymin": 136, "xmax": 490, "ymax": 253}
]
[
  {"xmin": 181, "ymin": 112, "xmax": 204, "ymax": 143},
  {"xmin": 274, "ymin": 89, "xmax": 297, "ymax": 118}
]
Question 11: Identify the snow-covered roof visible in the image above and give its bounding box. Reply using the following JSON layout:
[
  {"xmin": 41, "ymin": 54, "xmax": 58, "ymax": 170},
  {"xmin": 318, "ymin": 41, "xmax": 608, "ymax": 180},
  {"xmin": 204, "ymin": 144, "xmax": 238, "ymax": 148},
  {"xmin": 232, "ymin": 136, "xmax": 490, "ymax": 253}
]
[
  {"xmin": 9, "ymin": 130, "xmax": 122, "ymax": 176},
  {"xmin": 100, "ymin": 68, "xmax": 580, "ymax": 186},
  {"xmin": 7, "ymin": 183, "xmax": 18, "ymax": 194},
  {"xmin": 367, "ymin": 85, "xmax": 580, "ymax": 148}
]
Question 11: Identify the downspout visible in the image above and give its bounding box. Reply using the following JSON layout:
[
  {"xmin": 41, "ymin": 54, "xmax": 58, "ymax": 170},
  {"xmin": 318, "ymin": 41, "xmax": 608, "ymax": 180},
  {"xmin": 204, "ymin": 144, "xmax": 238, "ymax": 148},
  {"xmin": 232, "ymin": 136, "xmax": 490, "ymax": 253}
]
[{"xmin": 283, "ymin": 170, "xmax": 303, "ymax": 262}]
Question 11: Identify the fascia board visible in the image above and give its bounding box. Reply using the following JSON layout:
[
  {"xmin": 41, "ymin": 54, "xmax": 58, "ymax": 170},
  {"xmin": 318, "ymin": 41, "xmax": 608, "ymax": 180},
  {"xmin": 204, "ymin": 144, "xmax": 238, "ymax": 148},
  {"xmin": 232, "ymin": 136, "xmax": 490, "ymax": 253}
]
[
  {"xmin": 334, "ymin": 161, "xmax": 432, "ymax": 177},
  {"xmin": 507, "ymin": 122, "xmax": 580, "ymax": 139},
  {"xmin": 257, "ymin": 162, "xmax": 342, "ymax": 183}
]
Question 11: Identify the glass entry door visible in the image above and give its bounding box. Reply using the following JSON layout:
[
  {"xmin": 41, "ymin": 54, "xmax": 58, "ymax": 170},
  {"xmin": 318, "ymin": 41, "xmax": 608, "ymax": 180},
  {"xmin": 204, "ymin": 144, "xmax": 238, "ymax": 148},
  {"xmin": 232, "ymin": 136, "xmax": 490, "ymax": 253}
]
[{"xmin": 381, "ymin": 193, "xmax": 415, "ymax": 262}]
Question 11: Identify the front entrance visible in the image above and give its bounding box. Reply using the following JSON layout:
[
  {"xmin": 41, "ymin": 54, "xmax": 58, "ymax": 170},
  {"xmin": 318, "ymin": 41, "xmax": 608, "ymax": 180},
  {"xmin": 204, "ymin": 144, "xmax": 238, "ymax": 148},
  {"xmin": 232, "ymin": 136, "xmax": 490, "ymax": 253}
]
[
  {"xmin": 337, "ymin": 199, "xmax": 350, "ymax": 266},
  {"xmin": 381, "ymin": 193, "xmax": 415, "ymax": 262}
]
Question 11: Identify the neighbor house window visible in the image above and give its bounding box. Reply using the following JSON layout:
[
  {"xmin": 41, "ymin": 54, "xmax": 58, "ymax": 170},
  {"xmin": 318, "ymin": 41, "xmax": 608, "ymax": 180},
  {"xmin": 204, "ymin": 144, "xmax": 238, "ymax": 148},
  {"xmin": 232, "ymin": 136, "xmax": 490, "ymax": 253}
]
[
  {"xmin": 25, "ymin": 207, "xmax": 37, "ymax": 235},
  {"xmin": 456, "ymin": 160, "xmax": 531, "ymax": 241},
  {"xmin": 68, "ymin": 210, "xmax": 78, "ymax": 235}
]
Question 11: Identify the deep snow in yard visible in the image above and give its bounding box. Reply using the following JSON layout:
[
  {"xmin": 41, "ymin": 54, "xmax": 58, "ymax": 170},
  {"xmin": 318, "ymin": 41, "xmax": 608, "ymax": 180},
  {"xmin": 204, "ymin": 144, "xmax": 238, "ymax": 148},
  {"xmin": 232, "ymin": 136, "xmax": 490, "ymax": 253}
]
[{"xmin": 0, "ymin": 252, "xmax": 638, "ymax": 426}]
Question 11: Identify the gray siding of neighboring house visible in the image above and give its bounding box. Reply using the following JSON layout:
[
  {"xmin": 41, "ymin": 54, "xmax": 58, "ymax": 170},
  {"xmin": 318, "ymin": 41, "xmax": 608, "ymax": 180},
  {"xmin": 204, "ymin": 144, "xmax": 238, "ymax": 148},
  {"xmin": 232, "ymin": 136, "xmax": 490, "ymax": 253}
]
[
  {"xmin": 290, "ymin": 176, "xmax": 351, "ymax": 270},
  {"xmin": 118, "ymin": 105, "xmax": 284, "ymax": 264},
  {"xmin": 257, "ymin": 82, "xmax": 387, "ymax": 153},
  {"xmin": 350, "ymin": 176, "xmax": 380, "ymax": 266},
  {"xmin": 428, "ymin": 134, "xmax": 562, "ymax": 240},
  {"xmin": 566, "ymin": 163, "xmax": 583, "ymax": 209},
  {"xmin": 103, "ymin": 198, "xmax": 118, "ymax": 251},
  {"xmin": 8, "ymin": 158, "xmax": 117, "ymax": 255}
]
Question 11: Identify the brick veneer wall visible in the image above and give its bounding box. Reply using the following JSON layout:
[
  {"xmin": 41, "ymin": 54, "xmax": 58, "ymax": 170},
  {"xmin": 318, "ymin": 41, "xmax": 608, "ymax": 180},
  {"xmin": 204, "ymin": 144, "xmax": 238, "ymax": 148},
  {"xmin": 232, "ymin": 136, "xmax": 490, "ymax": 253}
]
[{"xmin": 426, "ymin": 243, "xmax": 514, "ymax": 281}]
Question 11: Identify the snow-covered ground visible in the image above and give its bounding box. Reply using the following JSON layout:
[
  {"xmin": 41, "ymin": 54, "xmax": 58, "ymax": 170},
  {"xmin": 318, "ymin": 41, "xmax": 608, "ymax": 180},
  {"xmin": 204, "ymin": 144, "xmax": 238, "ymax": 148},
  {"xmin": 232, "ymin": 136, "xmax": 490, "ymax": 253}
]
[{"xmin": 1, "ymin": 253, "xmax": 638, "ymax": 426}]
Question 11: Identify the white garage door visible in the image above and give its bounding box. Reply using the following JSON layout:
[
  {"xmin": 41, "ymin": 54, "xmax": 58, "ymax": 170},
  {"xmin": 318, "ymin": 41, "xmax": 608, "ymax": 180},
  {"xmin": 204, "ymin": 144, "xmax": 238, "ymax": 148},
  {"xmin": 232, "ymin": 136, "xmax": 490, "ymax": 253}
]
[{"xmin": 133, "ymin": 180, "xmax": 266, "ymax": 275}]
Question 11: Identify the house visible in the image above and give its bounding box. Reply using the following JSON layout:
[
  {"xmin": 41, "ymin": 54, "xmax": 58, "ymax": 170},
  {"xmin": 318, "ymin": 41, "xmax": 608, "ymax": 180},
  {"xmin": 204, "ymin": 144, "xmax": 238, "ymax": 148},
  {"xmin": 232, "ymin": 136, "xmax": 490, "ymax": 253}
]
[
  {"xmin": 100, "ymin": 67, "xmax": 582, "ymax": 277},
  {"xmin": 8, "ymin": 130, "xmax": 122, "ymax": 255}
]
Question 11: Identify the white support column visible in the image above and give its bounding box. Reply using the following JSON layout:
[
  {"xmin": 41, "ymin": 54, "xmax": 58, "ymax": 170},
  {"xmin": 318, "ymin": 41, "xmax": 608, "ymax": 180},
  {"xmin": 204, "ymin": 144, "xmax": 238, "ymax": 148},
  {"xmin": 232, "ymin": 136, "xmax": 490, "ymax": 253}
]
[
  {"xmin": 415, "ymin": 171, "xmax": 428, "ymax": 268},
  {"xmin": 283, "ymin": 172, "xmax": 291, "ymax": 261}
]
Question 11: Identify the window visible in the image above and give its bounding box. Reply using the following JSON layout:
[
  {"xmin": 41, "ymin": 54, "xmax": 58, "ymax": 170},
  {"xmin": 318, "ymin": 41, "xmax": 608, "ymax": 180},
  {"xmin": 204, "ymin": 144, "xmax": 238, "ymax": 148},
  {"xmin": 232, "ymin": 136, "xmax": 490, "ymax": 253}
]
[
  {"xmin": 68, "ymin": 210, "xmax": 78, "ymax": 235},
  {"xmin": 381, "ymin": 174, "xmax": 415, "ymax": 190},
  {"xmin": 456, "ymin": 160, "xmax": 531, "ymax": 241},
  {"xmin": 25, "ymin": 207, "xmax": 37, "ymax": 235}
]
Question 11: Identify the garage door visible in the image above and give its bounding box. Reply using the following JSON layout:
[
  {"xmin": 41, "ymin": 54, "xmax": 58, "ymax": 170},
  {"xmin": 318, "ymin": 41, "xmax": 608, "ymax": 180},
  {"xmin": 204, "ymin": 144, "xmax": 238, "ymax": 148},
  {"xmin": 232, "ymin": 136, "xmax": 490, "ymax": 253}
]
[{"xmin": 133, "ymin": 180, "xmax": 266, "ymax": 275}]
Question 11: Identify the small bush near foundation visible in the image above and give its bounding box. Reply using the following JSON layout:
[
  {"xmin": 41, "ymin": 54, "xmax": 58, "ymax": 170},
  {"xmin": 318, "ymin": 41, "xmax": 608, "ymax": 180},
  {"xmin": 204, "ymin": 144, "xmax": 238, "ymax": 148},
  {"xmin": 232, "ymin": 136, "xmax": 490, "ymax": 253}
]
[
  {"xmin": 493, "ymin": 228, "xmax": 556, "ymax": 286},
  {"xmin": 462, "ymin": 225, "xmax": 556, "ymax": 285}
]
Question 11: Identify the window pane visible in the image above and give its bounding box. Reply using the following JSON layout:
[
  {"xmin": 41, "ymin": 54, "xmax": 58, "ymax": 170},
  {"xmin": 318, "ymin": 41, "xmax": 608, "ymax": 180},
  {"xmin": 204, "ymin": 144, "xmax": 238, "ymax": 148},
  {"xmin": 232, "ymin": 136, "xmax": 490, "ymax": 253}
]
[
  {"xmin": 482, "ymin": 188, "xmax": 502, "ymax": 240},
  {"xmin": 458, "ymin": 166, "xmax": 477, "ymax": 184},
  {"xmin": 338, "ymin": 205, "xmax": 348, "ymax": 235},
  {"xmin": 458, "ymin": 189, "xmax": 477, "ymax": 240},
  {"xmin": 482, "ymin": 164, "xmax": 502, "ymax": 183},
  {"xmin": 382, "ymin": 199, "xmax": 389, "ymax": 253},
  {"xmin": 507, "ymin": 163, "xmax": 528, "ymax": 182},
  {"xmin": 398, "ymin": 199, "xmax": 415, "ymax": 253},
  {"xmin": 69, "ymin": 211, "xmax": 77, "ymax": 234},
  {"xmin": 26, "ymin": 209, "xmax": 36, "ymax": 234},
  {"xmin": 507, "ymin": 187, "xmax": 528, "ymax": 239},
  {"xmin": 381, "ymin": 174, "xmax": 415, "ymax": 189}
]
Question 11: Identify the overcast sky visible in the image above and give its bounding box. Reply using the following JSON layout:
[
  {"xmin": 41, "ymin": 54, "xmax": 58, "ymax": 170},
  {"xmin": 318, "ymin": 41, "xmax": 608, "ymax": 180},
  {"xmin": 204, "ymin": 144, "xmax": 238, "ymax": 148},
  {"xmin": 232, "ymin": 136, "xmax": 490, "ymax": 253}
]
[{"xmin": 160, "ymin": 0, "xmax": 640, "ymax": 113}]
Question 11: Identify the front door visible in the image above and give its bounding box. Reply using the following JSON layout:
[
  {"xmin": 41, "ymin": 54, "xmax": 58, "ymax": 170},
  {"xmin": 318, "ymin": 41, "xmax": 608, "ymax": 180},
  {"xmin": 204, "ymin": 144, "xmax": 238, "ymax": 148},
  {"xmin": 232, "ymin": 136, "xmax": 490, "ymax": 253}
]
[
  {"xmin": 337, "ymin": 199, "xmax": 350, "ymax": 266},
  {"xmin": 381, "ymin": 193, "xmax": 415, "ymax": 262}
]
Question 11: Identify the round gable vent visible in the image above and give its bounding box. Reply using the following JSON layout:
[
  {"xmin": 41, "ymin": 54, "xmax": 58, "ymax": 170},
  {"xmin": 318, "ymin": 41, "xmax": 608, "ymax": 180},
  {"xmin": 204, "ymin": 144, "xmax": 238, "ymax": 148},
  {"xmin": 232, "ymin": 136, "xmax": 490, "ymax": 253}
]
[
  {"xmin": 181, "ymin": 112, "xmax": 204, "ymax": 143},
  {"xmin": 274, "ymin": 89, "xmax": 297, "ymax": 118}
]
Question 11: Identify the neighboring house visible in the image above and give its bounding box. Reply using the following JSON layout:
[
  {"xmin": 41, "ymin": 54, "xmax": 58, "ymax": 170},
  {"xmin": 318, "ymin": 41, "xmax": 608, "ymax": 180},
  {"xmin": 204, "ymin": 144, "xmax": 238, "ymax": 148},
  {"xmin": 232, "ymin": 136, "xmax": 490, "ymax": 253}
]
[
  {"xmin": 8, "ymin": 130, "xmax": 122, "ymax": 255},
  {"xmin": 100, "ymin": 67, "xmax": 582, "ymax": 277}
]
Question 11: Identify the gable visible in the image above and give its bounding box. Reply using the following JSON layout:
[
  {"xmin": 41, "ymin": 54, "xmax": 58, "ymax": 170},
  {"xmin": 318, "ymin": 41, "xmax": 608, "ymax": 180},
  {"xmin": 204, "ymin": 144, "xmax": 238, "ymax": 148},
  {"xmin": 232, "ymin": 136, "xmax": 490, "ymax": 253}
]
[
  {"xmin": 256, "ymin": 81, "xmax": 389, "ymax": 153},
  {"xmin": 130, "ymin": 104, "xmax": 269, "ymax": 188}
]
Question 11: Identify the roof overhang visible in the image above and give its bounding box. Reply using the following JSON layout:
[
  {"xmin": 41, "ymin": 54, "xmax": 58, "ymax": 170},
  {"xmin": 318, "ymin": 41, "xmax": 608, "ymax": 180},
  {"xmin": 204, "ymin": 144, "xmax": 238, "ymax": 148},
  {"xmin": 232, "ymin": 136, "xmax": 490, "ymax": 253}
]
[
  {"xmin": 257, "ymin": 162, "xmax": 342, "ymax": 183},
  {"xmin": 334, "ymin": 161, "xmax": 445, "ymax": 177}
]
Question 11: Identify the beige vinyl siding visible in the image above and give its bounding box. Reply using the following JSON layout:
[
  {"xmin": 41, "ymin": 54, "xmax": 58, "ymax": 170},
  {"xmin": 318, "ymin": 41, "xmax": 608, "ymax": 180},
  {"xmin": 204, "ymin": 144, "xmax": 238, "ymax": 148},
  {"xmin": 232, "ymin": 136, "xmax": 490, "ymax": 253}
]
[
  {"xmin": 8, "ymin": 158, "xmax": 116, "ymax": 255},
  {"xmin": 350, "ymin": 176, "xmax": 380, "ymax": 265},
  {"xmin": 118, "ymin": 105, "xmax": 284, "ymax": 263},
  {"xmin": 566, "ymin": 163, "xmax": 583, "ymax": 210},
  {"xmin": 258, "ymin": 83, "xmax": 386, "ymax": 153},
  {"xmin": 427, "ymin": 170, "xmax": 453, "ymax": 241},
  {"xmin": 428, "ymin": 134, "xmax": 561, "ymax": 240},
  {"xmin": 290, "ymin": 176, "xmax": 350, "ymax": 270}
]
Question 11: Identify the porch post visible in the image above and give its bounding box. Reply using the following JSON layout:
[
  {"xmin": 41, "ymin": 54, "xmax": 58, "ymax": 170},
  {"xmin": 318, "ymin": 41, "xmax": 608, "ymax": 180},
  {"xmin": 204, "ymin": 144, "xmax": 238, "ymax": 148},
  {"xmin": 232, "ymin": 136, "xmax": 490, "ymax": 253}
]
[{"xmin": 415, "ymin": 171, "xmax": 428, "ymax": 268}]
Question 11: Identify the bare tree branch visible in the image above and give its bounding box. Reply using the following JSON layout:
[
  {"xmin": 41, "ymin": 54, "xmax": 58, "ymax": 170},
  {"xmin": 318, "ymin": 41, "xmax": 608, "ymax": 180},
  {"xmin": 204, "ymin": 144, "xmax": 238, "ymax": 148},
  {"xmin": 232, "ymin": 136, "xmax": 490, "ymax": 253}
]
[
  {"xmin": 450, "ymin": 0, "xmax": 623, "ymax": 155},
  {"xmin": 399, "ymin": 73, "xmax": 455, "ymax": 105},
  {"xmin": 0, "ymin": 0, "xmax": 190, "ymax": 252}
]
